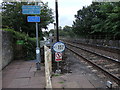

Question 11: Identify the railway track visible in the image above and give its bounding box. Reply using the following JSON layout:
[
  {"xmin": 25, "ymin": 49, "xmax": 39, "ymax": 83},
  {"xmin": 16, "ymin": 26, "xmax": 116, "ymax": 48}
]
[
  {"xmin": 72, "ymin": 40, "xmax": 120, "ymax": 54},
  {"xmin": 61, "ymin": 39, "xmax": 120, "ymax": 60},
  {"xmin": 63, "ymin": 41, "xmax": 120, "ymax": 86}
]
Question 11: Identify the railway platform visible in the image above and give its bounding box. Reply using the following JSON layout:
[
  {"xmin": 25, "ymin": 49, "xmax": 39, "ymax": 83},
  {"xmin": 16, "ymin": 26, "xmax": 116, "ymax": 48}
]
[
  {"xmin": 2, "ymin": 59, "xmax": 107, "ymax": 89},
  {"xmin": 2, "ymin": 42, "xmax": 118, "ymax": 89},
  {"xmin": 2, "ymin": 60, "xmax": 45, "ymax": 88}
]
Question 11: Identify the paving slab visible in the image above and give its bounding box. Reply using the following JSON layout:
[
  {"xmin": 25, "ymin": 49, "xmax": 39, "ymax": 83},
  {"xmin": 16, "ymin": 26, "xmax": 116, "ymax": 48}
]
[
  {"xmin": 29, "ymin": 77, "xmax": 45, "ymax": 86},
  {"xmin": 15, "ymin": 72, "xmax": 34, "ymax": 78},
  {"xmin": 2, "ymin": 60, "xmax": 45, "ymax": 88},
  {"xmin": 7, "ymin": 78, "xmax": 30, "ymax": 88},
  {"xmin": 52, "ymin": 76, "xmax": 64, "ymax": 88},
  {"xmin": 85, "ymin": 74, "xmax": 106, "ymax": 88},
  {"xmin": 52, "ymin": 74, "xmax": 94, "ymax": 88}
]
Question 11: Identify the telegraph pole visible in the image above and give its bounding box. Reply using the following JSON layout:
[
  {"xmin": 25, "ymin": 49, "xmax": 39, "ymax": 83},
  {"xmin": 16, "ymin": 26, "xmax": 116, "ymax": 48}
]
[
  {"xmin": 55, "ymin": 0, "xmax": 61, "ymax": 74},
  {"xmin": 54, "ymin": 23, "xmax": 56, "ymax": 38},
  {"xmin": 55, "ymin": 0, "xmax": 59, "ymax": 42}
]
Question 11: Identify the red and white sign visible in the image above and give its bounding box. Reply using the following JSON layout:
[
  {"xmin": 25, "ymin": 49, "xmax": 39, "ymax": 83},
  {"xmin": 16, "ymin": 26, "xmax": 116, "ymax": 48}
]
[{"xmin": 55, "ymin": 52, "xmax": 62, "ymax": 62}]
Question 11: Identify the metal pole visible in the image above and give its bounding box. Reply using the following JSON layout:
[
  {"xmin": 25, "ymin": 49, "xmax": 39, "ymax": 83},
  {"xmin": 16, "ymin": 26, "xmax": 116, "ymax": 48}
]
[
  {"xmin": 55, "ymin": 0, "xmax": 59, "ymax": 42},
  {"xmin": 36, "ymin": 22, "xmax": 39, "ymax": 47},
  {"xmin": 35, "ymin": 1, "xmax": 41, "ymax": 70},
  {"xmin": 54, "ymin": 23, "xmax": 56, "ymax": 38},
  {"xmin": 55, "ymin": 0, "xmax": 61, "ymax": 74},
  {"xmin": 57, "ymin": 62, "xmax": 59, "ymax": 70}
]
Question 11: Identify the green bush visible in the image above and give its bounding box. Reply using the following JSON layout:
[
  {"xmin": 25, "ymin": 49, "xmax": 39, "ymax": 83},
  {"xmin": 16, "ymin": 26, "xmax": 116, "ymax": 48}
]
[
  {"xmin": 59, "ymin": 30, "xmax": 76, "ymax": 38},
  {"xmin": 2, "ymin": 29, "xmax": 36, "ymax": 60}
]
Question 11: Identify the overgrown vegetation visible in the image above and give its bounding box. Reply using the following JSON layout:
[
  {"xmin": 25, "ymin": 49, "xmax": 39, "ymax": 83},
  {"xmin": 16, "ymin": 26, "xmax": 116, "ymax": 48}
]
[
  {"xmin": 2, "ymin": 1, "xmax": 54, "ymax": 37},
  {"xmin": 54, "ymin": 2, "xmax": 120, "ymax": 40},
  {"xmin": 1, "ymin": 1, "xmax": 54, "ymax": 60},
  {"xmin": 2, "ymin": 28, "xmax": 36, "ymax": 60},
  {"xmin": 73, "ymin": 2, "xmax": 120, "ymax": 40}
]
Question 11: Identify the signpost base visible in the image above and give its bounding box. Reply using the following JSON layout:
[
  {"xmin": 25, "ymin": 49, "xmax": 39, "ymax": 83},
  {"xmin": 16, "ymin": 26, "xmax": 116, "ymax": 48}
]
[
  {"xmin": 55, "ymin": 62, "xmax": 61, "ymax": 74},
  {"xmin": 36, "ymin": 47, "xmax": 41, "ymax": 70},
  {"xmin": 55, "ymin": 69, "xmax": 61, "ymax": 74},
  {"xmin": 36, "ymin": 62, "xmax": 41, "ymax": 70}
]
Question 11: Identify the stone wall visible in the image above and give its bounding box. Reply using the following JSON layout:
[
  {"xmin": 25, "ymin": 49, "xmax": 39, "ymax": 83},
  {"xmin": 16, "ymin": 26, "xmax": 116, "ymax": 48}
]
[
  {"xmin": 76, "ymin": 38, "xmax": 120, "ymax": 48},
  {"xmin": 1, "ymin": 30, "xmax": 14, "ymax": 70}
]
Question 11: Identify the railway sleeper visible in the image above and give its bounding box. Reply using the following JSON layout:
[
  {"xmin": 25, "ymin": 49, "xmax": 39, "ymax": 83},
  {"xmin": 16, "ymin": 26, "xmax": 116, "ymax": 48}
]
[{"xmin": 104, "ymin": 64, "xmax": 116, "ymax": 67}]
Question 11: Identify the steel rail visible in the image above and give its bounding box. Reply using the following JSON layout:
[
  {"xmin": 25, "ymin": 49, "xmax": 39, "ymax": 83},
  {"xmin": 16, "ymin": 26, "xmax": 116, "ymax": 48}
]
[
  {"xmin": 66, "ymin": 46, "xmax": 120, "ymax": 86},
  {"xmin": 61, "ymin": 39, "xmax": 120, "ymax": 54},
  {"xmin": 64, "ymin": 42, "xmax": 120, "ymax": 64},
  {"xmin": 72, "ymin": 41, "xmax": 120, "ymax": 53}
]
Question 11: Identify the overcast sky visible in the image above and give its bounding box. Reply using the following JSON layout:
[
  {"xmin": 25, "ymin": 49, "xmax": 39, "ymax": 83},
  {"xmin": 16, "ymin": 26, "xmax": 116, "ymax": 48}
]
[
  {"xmin": 0, "ymin": 0, "xmax": 93, "ymax": 30},
  {"xmin": 42, "ymin": 0, "xmax": 93, "ymax": 30}
]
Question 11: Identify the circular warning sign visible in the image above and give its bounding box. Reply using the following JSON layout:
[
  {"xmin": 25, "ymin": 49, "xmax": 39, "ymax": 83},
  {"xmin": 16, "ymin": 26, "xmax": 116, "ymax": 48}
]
[{"xmin": 53, "ymin": 42, "xmax": 65, "ymax": 52}]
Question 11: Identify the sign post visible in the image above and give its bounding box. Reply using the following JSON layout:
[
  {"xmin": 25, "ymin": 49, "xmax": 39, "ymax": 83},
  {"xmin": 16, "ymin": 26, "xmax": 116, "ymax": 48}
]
[
  {"xmin": 22, "ymin": 2, "xmax": 41, "ymax": 70},
  {"xmin": 35, "ymin": 2, "xmax": 41, "ymax": 70},
  {"xmin": 53, "ymin": 42, "xmax": 65, "ymax": 73}
]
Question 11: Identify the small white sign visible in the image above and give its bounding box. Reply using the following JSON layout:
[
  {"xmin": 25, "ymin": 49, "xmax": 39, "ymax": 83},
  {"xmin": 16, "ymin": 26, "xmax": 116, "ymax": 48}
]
[
  {"xmin": 53, "ymin": 42, "xmax": 65, "ymax": 52},
  {"xmin": 36, "ymin": 50, "xmax": 40, "ymax": 54}
]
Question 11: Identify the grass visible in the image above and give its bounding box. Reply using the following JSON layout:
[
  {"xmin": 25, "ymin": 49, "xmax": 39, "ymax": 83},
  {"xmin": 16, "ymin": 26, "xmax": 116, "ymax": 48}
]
[
  {"xmin": 58, "ymin": 81, "xmax": 64, "ymax": 84},
  {"xmin": 52, "ymin": 73, "xmax": 61, "ymax": 77}
]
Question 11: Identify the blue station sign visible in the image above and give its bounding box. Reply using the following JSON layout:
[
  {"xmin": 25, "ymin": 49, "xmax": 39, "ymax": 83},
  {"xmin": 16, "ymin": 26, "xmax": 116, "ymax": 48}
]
[
  {"xmin": 27, "ymin": 16, "xmax": 40, "ymax": 22},
  {"xmin": 22, "ymin": 5, "xmax": 40, "ymax": 14}
]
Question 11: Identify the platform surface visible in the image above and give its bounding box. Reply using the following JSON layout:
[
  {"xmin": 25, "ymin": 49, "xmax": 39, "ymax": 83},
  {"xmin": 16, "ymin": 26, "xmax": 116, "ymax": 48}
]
[{"xmin": 2, "ymin": 60, "xmax": 45, "ymax": 88}]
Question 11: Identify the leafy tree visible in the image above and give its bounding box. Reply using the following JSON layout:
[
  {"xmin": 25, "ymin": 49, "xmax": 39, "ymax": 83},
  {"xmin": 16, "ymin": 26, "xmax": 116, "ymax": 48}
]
[
  {"xmin": 63, "ymin": 25, "xmax": 72, "ymax": 31},
  {"xmin": 43, "ymin": 30, "xmax": 49, "ymax": 37},
  {"xmin": 72, "ymin": 2, "xmax": 120, "ymax": 40},
  {"xmin": 91, "ymin": 2, "xmax": 120, "ymax": 39},
  {"xmin": 58, "ymin": 26, "xmax": 62, "ymax": 31},
  {"xmin": 0, "ymin": 12, "xmax": 1, "ymax": 28},
  {"xmin": 73, "ymin": 2, "xmax": 101, "ymax": 37},
  {"xmin": 2, "ymin": 1, "xmax": 54, "ymax": 37}
]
